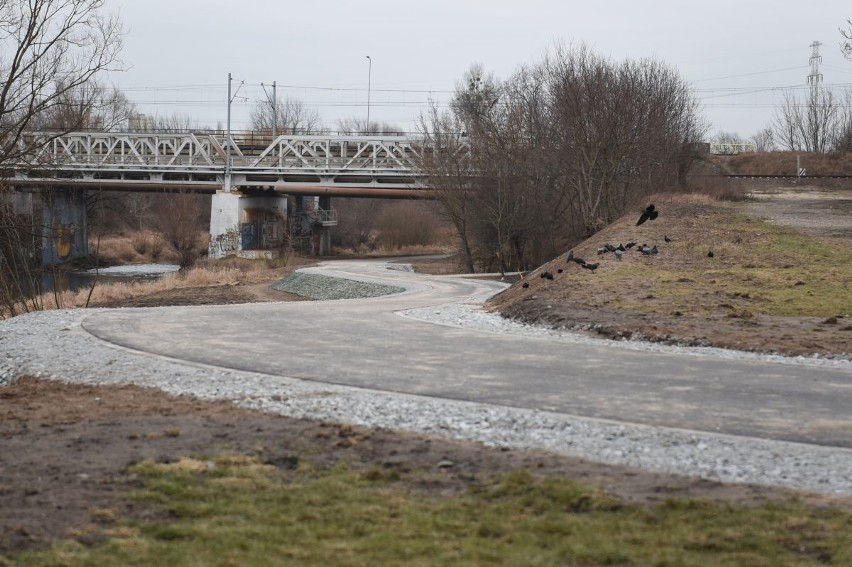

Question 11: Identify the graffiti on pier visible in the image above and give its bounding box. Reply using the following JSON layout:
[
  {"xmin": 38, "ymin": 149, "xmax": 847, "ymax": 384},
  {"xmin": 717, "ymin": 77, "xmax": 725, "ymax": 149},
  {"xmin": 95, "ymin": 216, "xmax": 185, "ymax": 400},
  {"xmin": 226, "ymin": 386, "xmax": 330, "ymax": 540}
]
[
  {"xmin": 54, "ymin": 223, "xmax": 78, "ymax": 260},
  {"xmin": 209, "ymin": 228, "xmax": 240, "ymax": 256}
]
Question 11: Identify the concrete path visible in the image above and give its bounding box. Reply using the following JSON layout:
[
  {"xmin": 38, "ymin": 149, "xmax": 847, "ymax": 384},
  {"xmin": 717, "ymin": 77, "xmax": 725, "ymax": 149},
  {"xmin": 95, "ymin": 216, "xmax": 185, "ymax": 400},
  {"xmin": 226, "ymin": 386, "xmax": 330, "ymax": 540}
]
[{"xmin": 82, "ymin": 259, "xmax": 852, "ymax": 448}]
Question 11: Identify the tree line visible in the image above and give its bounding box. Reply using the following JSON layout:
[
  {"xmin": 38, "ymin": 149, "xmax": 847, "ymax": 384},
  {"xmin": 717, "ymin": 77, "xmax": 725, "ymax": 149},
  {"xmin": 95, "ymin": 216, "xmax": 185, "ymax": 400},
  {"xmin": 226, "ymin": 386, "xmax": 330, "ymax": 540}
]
[{"xmin": 418, "ymin": 44, "xmax": 705, "ymax": 274}]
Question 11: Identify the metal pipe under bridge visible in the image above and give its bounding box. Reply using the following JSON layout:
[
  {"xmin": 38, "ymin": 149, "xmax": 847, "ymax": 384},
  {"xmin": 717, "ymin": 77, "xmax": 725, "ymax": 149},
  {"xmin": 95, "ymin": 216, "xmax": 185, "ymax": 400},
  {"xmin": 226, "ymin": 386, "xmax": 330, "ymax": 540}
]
[{"xmin": 8, "ymin": 131, "xmax": 432, "ymax": 198}]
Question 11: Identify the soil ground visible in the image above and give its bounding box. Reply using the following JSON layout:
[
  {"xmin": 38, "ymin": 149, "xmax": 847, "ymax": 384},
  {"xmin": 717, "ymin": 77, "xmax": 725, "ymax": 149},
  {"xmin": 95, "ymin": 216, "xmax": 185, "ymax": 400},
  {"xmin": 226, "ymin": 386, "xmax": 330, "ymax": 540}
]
[
  {"xmin": 2, "ymin": 186, "xmax": 852, "ymax": 558},
  {"xmin": 488, "ymin": 187, "xmax": 852, "ymax": 358}
]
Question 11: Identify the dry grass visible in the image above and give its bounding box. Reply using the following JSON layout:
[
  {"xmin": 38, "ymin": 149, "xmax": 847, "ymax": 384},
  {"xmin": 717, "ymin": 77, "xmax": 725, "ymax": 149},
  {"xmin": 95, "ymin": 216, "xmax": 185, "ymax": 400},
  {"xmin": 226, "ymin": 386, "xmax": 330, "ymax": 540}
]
[
  {"xmin": 685, "ymin": 177, "xmax": 752, "ymax": 202},
  {"xmin": 1, "ymin": 255, "xmax": 310, "ymax": 318},
  {"xmin": 93, "ymin": 232, "xmax": 178, "ymax": 265},
  {"xmin": 715, "ymin": 151, "xmax": 852, "ymax": 176}
]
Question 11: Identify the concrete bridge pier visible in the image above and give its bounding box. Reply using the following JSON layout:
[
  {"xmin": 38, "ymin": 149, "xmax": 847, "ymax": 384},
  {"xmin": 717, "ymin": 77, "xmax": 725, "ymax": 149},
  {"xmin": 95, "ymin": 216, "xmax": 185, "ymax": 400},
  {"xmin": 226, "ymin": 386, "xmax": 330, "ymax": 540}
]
[
  {"xmin": 296, "ymin": 195, "xmax": 335, "ymax": 255},
  {"xmin": 208, "ymin": 191, "xmax": 289, "ymax": 260},
  {"xmin": 41, "ymin": 189, "xmax": 88, "ymax": 266}
]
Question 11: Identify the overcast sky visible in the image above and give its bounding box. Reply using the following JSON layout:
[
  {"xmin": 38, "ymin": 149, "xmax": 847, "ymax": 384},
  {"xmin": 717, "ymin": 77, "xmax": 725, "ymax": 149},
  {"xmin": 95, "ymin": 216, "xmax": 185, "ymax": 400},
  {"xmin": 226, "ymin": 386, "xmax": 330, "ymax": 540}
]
[{"xmin": 109, "ymin": 0, "xmax": 852, "ymax": 138}]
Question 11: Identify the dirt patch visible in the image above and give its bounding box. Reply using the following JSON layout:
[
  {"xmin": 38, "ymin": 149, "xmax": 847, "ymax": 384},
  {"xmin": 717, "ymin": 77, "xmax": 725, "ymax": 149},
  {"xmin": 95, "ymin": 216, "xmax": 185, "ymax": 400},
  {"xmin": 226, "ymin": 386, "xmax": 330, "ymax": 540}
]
[
  {"xmin": 4, "ymin": 377, "xmax": 848, "ymax": 557},
  {"xmin": 485, "ymin": 190, "xmax": 852, "ymax": 359},
  {"xmin": 89, "ymin": 281, "xmax": 306, "ymax": 308},
  {"xmin": 745, "ymin": 187, "xmax": 852, "ymax": 240}
]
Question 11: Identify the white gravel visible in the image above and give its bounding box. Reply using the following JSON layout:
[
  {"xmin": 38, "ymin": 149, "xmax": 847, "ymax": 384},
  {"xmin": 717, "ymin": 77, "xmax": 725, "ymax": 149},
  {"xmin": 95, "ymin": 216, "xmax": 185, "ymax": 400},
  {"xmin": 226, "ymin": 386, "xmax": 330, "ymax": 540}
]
[{"xmin": 2, "ymin": 270, "xmax": 852, "ymax": 496}]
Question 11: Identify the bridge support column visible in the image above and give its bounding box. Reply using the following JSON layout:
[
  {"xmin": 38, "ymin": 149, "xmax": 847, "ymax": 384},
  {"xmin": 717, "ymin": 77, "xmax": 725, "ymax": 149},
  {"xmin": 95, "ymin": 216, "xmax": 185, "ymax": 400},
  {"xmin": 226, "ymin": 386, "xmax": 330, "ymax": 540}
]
[
  {"xmin": 208, "ymin": 191, "xmax": 288, "ymax": 259},
  {"xmin": 41, "ymin": 189, "xmax": 88, "ymax": 267}
]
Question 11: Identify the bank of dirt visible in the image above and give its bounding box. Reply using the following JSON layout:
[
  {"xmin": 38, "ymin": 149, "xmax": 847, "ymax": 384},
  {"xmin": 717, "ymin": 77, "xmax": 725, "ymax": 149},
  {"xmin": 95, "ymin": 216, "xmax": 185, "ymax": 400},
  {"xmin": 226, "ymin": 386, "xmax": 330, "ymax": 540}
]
[
  {"xmin": 488, "ymin": 189, "xmax": 852, "ymax": 359},
  {"xmin": 2, "ymin": 188, "xmax": 852, "ymax": 558}
]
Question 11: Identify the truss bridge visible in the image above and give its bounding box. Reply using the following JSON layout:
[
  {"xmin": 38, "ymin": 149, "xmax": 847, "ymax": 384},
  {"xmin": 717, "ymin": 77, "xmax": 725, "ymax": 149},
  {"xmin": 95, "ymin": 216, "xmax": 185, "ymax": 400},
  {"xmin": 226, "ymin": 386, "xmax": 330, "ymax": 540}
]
[
  {"xmin": 11, "ymin": 131, "xmax": 431, "ymax": 198},
  {"xmin": 7, "ymin": 131, "xmax": 441, "ymax": 263}
]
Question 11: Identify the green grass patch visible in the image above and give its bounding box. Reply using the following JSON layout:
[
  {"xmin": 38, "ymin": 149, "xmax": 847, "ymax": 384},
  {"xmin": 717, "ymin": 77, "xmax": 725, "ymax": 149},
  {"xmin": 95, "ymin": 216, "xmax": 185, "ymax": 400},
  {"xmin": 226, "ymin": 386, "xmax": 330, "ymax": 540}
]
[
  {"xmin": 8, "ymin": 457, "xmax": 852, "ymax": 566},
  {"xmin": 584, "ymin": 213, "xmax": 851, "ymax": 318}
]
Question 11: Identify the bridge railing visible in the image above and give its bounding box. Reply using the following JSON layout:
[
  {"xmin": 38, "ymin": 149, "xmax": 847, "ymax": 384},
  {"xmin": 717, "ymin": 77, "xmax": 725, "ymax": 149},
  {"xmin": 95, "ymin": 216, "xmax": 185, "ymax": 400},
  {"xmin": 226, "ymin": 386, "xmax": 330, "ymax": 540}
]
[{"xmin": 15, "ymin": 131, "xmax": 427, "ymax": 176}]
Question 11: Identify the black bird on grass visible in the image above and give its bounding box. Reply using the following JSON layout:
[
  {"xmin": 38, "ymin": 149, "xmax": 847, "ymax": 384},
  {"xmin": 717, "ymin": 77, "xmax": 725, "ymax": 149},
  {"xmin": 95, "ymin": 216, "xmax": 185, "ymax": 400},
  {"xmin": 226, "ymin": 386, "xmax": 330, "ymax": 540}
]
[
  {"xmin": 522, "ymin": 282, "xmax": 530, "ymax": 288},
  {"xmin": 582, "ymin": 262, "xmax": 599, "ymax": 271},
  {"xmin": 664, "ymin": 235, "xmax": 672, "ymax": 242},
  {"xmin": 625, "ymin": 242, "xmax": 637, "ymax": 249},
  {"xmin": 540, "ymin": 271, "xmax": 554, "ymax": 280},
  {"xmin": 636, "ymin": 204, "xmax": 659, "ymax": 226},
  {"xmin": 707, "ymin": 250, "xmax": 714, "ymax": 258},
  {"xmin": 566, "ymin": 250, "xmax": 587, "ymax": 266}
]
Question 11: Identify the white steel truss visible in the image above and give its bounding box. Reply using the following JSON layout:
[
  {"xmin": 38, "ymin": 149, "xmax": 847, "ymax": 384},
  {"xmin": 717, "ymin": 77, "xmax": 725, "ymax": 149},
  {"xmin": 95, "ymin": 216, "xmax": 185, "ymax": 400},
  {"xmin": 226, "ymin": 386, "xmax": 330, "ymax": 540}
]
[{"xmin": 12, "ymin": 132, "xmax": 427, "ymax": 191}]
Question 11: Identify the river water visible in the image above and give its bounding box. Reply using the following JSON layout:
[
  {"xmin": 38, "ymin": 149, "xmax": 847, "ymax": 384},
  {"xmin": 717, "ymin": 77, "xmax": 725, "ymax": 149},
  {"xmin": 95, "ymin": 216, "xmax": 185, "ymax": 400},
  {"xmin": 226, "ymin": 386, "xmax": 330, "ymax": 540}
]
[{"xmin": 40, "ymin": 264, "xmax": 180, "ymax": 294}]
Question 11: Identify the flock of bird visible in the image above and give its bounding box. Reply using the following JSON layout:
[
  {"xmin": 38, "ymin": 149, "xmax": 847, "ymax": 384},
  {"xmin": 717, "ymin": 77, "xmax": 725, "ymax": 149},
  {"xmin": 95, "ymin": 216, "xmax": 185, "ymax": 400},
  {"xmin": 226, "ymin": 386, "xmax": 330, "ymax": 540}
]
[{"xmin": 520, "ymin": 203, "xmax": 713, "ymax": 290}]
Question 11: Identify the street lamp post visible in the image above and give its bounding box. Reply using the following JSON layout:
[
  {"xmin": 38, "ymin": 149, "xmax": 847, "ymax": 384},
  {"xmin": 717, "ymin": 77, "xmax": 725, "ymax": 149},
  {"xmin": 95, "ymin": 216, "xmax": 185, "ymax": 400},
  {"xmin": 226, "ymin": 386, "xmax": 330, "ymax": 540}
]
[
  {"xmin": 226, "ymin": 73, "xmax": 232, "ymax": 191},
  {"xmin": 365, "ymin": 55, "xmax": 371, "ymax": 135}
]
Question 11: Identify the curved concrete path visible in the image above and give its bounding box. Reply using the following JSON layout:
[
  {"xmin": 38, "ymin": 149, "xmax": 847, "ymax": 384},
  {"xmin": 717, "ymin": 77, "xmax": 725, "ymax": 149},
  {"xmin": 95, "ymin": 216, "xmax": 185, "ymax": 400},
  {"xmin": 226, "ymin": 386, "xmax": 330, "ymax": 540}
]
[{"xmin": 82, "ymin": 259, "xmax": 852, "ymax": 448}]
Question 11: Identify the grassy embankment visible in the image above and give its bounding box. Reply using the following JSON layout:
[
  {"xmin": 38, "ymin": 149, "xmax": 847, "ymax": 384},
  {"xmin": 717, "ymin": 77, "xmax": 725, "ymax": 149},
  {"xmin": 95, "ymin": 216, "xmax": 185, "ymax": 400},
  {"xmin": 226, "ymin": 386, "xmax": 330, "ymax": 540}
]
[
  {"xmin": 492, "ymin": 193, "xmax": 852, "ymax": 329},
  {"xmin": 8, "ymin": 456, "xmax": 852, "ymax": 566}
]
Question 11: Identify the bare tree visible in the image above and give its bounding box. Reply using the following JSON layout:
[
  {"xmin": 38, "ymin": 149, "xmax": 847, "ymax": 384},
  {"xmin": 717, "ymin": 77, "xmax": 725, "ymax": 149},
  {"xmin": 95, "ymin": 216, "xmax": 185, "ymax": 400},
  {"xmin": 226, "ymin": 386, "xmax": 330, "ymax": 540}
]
[
  {"xmin": 418, "ymin": 45, "xmax": 704, "ymax": 273},
  {"xmin": 0, "ymin": 0, "xmax": 123, "ymax": 315},
  {"xmin": 713, "ymin": 131, "xmax": 744, "ymax": 145},
  {"xmin": 842, "ymin": 18, "xmax": 852, "ymax": 59},
  {"xmin": 154, "ymin": 192, "xmax": 209, "ymax": 268},
  {"xmin": 33, "ymin": 80, "xmax": 136, "ymax": 131},
  {"xmin": 250, "ymin": 95, "xmax": 323, "ymax": 134},
  {"xmin": 0, "ymin": 0, "xmax": 123, "ymax": 165},
  {"xmin": 336, "ymin": 117, "xmax": 404, "ymax": 136},
  {"xmin": 129, "ymin": 112, "xmax": 200, "ymax": 133},
  {"xmin": 750, "ymin": 127, "xmax": 776, "ymax": 152},
  {"xmin": 773, "ymin": 89, "xmax": 842, "ymax": 153},
  {"xmin": 417, "ymin": 104, "xmax": 477, "ymax": 272}
]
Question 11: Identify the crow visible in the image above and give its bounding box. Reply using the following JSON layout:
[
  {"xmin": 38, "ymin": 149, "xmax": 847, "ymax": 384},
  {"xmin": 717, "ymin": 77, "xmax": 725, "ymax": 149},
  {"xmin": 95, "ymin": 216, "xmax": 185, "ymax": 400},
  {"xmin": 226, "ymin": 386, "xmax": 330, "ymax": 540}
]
[
  {"xmin": 707, "ymin": 250, "xmax": 714, "ymax": 258},
  {"xmin": 557, "ymin": 268, "xmax": 564, "ymax": 274},
  {"xmin": 616, "ymin": 243, "xmax": 626, "ymax": 252},
  {"xmin": 664, "ymin": 235, "xmax": 672, "ymax": 243},
  {"xmin": 540, "ymin": 271, "xmax": 554, "ymax": 280},
  {"xmin": 625, "ymin": 242, "xmax": 637, "ymax": 249},
  {"xmin": 522, "ymin": 282, "xmax": 530, "ymax": 288},
  {"xmin": 604, "ymin": 243, "xmax": 617, "ymax": 253},
  {"xmin": 636, "ymin": 204, "xmax": 659, "ymax": 226},
  {"xmin": 567, "ymin": 250, "xmax": 586, "ymax": 266},
  {"xmin": 582, "ymin": 262, "xmax": 599, "ymax": 271}
]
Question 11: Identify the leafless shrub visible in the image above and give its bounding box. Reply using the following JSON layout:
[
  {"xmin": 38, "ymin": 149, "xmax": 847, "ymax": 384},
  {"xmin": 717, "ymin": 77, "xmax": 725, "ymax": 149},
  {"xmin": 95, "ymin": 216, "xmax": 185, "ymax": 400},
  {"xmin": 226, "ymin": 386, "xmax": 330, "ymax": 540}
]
[
  {"xmin": 0, "ymin": 0, "xmax": 123, "ymax": 313},
  {"xmin": 373, "ymin": 201, "xmax": 445, "ymax": 249},
  {"xmin": 250, "ymin": 96, "xmax": 324, "ymax": 135},
  {"xmin": 419, "ymin": 44, "xmax": 704, "ymax": 273},
  {"xmin": 686, "ymin": 177, "xmax": 751, "ymax": 202},
  {"xmin": 153, "ymin": 193, "xmax": 210, "ymax": 268}
]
